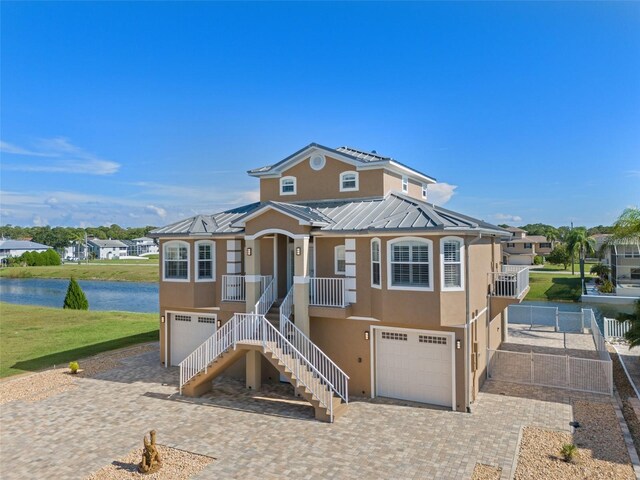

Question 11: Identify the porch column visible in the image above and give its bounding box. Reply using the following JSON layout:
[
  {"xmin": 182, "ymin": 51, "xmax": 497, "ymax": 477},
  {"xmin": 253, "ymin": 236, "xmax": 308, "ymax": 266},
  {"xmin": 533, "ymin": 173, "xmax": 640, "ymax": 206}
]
[
  {"xmin": 244, "ymin": 238, "xmax": 261, "ymax": 312},
  {"xmin": 293, "ymin": 236, "xmax": 310, "ymax": 335}
]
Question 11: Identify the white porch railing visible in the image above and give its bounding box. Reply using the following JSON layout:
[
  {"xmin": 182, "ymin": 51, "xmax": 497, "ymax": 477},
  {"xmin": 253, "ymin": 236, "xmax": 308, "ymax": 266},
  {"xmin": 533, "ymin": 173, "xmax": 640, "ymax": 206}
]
[
  {"xmin": 309, "ymin": 277, "xmax": 346, "ymax": 308},
  {"xmin": 489, "ymin": 268, "xmax": 529, "ymax": 298},
  {"xmin": 604, "ymin": 317, "xmax": 632, "ymax": 341},
  {"xmin": 179, "ymin": 313, "xmax": 346, "ymax": 422},
  {"xmin": 221, "ymin": 275, "xmax": 272, "ymax": 302},
  {"xmin": 254, "ymin": 277, "xmax": 277, "ymax": 316},
  {"xmin": 502, "ymin": 265, "xmax": 529, "ymax": 273}
]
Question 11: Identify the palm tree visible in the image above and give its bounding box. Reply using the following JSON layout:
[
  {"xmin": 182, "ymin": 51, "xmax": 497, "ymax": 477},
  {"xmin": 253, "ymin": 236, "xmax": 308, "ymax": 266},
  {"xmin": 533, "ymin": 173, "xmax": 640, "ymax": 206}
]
[
  {"xmin": 589, "ymin": 263, "xmax": 610, "ymax": 278},
  {"xmin": 565, "ymin": 227, "xmax": 596, "ymax": 294},
  {"xmin": 610, "ymin": 207, "xmax": 640, "ymax": 242}
]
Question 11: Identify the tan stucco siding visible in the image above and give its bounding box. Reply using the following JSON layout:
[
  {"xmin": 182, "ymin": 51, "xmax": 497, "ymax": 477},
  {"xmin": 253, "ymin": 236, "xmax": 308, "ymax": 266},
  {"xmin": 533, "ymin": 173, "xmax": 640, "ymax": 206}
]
[
  {"xmin": 259, "ymin": 156, "xmax": 386, "ymax": 202},
  {"xmin": 383, "ymin": 171, "xmax": 426, "ymax": 201},
  {"xmin": 244, "ymin": 209, "xmax": 311, "ymax": 236}
]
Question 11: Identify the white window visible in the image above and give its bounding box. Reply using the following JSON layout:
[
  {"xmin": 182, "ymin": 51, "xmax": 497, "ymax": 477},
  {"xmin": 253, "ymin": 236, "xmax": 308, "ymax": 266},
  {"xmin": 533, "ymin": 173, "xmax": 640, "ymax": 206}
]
[
  {"xmin": 195, "ymin": 240, "xmax": 215, "ymax": 282},
  {"xmin": 421, "ymin": 184, "xmax": 428, "ymax": 200},
  {"xmin": 163, "ymin": 241, "xmax": 189, "ymax": 282},
  {"xmin": 402, "ymin": 175, "xmax": 409, "ymax": 193},
  {"xmin": 335, "ymin": 245, "xmax": 346, "ymax": 275},
  {"xmin": 371, "ymin": 238, "xmax": 381, "ymax": 288},
  {"xmin": 387, "ymin": 238, "xmax": 433, "ymax": 291},
  {"xmin": 441, "ymin": 237, "xmax": 464, "ymax": 291},
  {"xmin": 280, "ymin": 176, "xmax": 296, "ymax": 195},
  {"xmin": 340, "ymin": 171, "xmax": 359, "ymax": 192}
]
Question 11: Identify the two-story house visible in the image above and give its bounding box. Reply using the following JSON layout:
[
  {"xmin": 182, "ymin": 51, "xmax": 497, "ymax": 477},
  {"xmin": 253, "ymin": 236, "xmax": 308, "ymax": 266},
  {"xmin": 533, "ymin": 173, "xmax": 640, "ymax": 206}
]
[
  {"xmin": 150, "ymin": 143, "xmax": 529, "ymax": 421},
  {"xmin": 87, "ymin": 238, "xmax": 128, "ymax": 260},
  {"xmin": 501, "ymin": 227, "xmax": 554, "ymax": 265}
]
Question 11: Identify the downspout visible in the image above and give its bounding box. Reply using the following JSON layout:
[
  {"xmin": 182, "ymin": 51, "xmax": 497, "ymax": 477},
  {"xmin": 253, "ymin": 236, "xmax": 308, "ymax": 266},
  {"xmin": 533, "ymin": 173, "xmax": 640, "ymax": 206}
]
[{"xmin": 466, "ymin": 233, "xmax": 483, "ymax": 411}]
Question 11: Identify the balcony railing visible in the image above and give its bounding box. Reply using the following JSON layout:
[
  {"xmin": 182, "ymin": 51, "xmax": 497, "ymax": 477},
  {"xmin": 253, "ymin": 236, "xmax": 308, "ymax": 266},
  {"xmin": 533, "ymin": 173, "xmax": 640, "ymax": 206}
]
[
  {"xmin": 489, "ymin": 266, "xmax": 529, "ymax": 298},
  {"xmin": 221, "ymin": 275, "xmax": 272, "ymax": 302},
  {"xmin": 309, "ymin": 277, "xmax": 346, "ymax": 308},
  {"xmin": 502, "ymin": 265, "xmax": 529, "ymax": 273}
]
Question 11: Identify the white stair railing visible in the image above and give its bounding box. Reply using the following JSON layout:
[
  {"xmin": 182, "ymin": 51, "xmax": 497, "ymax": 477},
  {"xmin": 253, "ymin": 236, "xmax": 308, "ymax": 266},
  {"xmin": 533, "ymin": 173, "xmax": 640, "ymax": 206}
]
[
  {"xmin": 280, "ymin": 286, "xmax": 294, "ymax": 320},
  {"xmin": 254, "ymin": 277, "xmax": 277, "ymax": 315},
  {"xmin": 178, "ymin": 312, "xmax": 348, "ymax": 422},
  {"xmin": 309, "ymin": 277, "xmax": 346, "ymax": 307}
]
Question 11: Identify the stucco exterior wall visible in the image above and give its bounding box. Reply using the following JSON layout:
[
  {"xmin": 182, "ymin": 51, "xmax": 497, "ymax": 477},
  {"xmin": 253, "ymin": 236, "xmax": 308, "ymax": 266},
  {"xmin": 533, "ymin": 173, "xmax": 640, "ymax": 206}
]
[{"xmin": 244, "ymin": 209, "xmax": 311, "ymax": 236}]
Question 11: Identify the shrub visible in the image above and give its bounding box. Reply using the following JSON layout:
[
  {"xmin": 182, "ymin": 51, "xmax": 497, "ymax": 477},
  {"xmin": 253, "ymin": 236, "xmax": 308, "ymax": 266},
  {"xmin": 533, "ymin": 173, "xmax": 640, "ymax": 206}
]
[
  {"xmin": 533, "ymin": 255, "xmax": 544, "ymax": 265},
  {"xmin": 69, "ymin": 361, "xmax": 79, "ymax": 374},
  {"xmin": 63, "ymin": 277, "xmax": 89, "ymax": 310},
  {"xmin": 547, "ymin": 244, "xmax": 571, "ymax": 269},
  {"xmin": 560, "ymin": 443, "xmax": 578, "ymax": 462},
  {"xmin": 598, "ymin": 280, "xmax": 614, "ymax": 294}
]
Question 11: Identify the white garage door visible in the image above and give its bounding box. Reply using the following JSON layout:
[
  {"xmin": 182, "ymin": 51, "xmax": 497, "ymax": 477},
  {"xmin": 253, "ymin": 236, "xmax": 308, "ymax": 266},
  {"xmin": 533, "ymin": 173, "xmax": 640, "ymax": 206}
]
[
  {"xmin": 509, "ymin": 255, "xmax": 533, "ymax": 265},
  {"xmin": 170, "ymin": 312, "xmax": 216, "ymax": 366},
  {"xmin": 375, "ymin": 328, "xmax": 453, "ymax": 408}
]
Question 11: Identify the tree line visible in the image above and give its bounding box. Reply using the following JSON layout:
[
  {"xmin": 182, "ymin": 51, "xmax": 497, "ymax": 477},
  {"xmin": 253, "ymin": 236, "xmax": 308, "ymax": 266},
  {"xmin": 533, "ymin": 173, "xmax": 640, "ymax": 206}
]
[
  {"xmin": 496, "ymin": 223, "xmax": 613, "ymax": 242},
  {"xmin": 0, "ymin": 225, "xmax": 157, "ymax": 250}
]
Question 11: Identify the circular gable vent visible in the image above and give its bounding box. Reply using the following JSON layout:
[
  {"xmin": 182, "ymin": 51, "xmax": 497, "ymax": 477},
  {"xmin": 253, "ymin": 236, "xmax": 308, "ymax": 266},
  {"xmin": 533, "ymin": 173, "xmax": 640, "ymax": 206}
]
[{"xmin": 310, "ymin": 154, "xmax": 326, "ymax": 171}]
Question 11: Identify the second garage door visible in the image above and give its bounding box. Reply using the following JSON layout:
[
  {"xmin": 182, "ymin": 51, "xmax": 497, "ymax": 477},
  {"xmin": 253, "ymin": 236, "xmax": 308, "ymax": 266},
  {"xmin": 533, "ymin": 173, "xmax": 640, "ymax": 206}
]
[{"xmin": 375, "ymin": 328, "xmax": 453, "ymax": 408}]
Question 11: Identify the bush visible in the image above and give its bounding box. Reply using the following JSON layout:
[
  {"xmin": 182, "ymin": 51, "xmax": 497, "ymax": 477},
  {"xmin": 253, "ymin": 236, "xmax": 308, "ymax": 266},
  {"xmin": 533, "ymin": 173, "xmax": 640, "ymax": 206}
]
[
  {"xmin": 16, "ymin": 249, "xmax": 61, "ymax": 266},
  {"xmin": 533, "ymin": 255, "xmax": 544, "ymax": 265},
  {"xmin": 547, "ymin": 244, "xmax": 571, "ymax": 269},
  {"xmin": 63, "ymin": 277, "xmax": 89, "ymax": 310},
  {"xmin": 598, "ymin": 280, "xmax": 614, "ymax": 294},
  {"xmin": 69, "ymin": 361, "xmax": 79, "ymax": 374},
  {"xmin": 560, "ymin": 443, "xmax": 578, "ymax": 463}
]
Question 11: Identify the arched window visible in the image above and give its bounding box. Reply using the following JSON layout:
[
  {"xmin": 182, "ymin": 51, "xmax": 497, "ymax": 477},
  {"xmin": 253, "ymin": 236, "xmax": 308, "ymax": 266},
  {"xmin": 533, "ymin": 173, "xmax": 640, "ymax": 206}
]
[
  {"xmin": 280, "ymin": 176, "xmax": 296, "ymax": 195},
  {"xmin": 441, "ymin": 237, "xmax": 464, "ymax": 290},
  {"xmin": 371, "ymin": 238, "xmax": 381, "ymax": 288},
  {"xmin": 163, "ymin": 241, "xmax": 189, "ymax": 281},
  {"xmin": 387, "ymin": 237, "xmax": 433, "ymax": 291},
  {"xmin": 195, "ymin": 240, "xmax": 215, "ymax": 282},
  {"xmin": 340, "ymin": 171, "xmax": 359, "ymax": 192}
]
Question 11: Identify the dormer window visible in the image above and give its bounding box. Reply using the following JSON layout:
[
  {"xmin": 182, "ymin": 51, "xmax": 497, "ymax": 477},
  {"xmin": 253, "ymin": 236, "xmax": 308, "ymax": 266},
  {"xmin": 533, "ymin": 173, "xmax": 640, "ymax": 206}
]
[
  {"xmin": 340, "ymin": 171, "xmax": 359, "ymax": 192},
  {"xmin": 402, "ymin": 175, "xmax": 409, "ymax": 193},
  {"xmin": 421, "ymin": 184, "xmax": 428, "ymax": 200},
  {"xmin": 280, "ymin": 176, "xmax": 296, "ymax": 195}
]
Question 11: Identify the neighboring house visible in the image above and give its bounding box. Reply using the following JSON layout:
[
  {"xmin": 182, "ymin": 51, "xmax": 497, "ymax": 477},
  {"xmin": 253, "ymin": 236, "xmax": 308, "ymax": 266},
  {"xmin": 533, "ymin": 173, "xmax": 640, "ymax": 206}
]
[
  {"xmin": 602, "ymin": 240, "xmax": 640, "ymax": 297},
  {"xmin": 0, "ymin": 239, "xmax": 52, "ymax": 262},
  {"xmin": 87, "ymin": 239, "xmax": 128, "ymax": 259},
  {"xmin": 591, "ymin": 233, "xmax": 612, "ymax": 259},
  {"xmin": 130, "ymin": 237, "xmax": 159, "ymax": 256},
  {"xmin": 150, "ymin": 143, "xmax": 530, "ymax": 421},
  {"xmin": 501, "ymin": 227, "xmax": 554, "ymax": 265},
  {"xmin": 63, "ymin": 241, "xmax": 89, "ymax": 261}
]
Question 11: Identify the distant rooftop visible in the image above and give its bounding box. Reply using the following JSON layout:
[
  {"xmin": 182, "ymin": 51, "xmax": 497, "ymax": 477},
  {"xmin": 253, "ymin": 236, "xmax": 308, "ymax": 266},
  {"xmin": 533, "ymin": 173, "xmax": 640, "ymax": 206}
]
[{"xmin": 0, "ymin": 239, "xmax": 52, "ymax": 250}]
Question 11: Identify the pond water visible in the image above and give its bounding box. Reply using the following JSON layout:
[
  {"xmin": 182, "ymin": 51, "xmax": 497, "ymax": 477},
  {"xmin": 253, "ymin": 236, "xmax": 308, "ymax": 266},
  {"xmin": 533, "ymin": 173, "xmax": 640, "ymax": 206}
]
[{"xmin": 0, "ymin": 278, "xmax": 158, "ymax": 313}]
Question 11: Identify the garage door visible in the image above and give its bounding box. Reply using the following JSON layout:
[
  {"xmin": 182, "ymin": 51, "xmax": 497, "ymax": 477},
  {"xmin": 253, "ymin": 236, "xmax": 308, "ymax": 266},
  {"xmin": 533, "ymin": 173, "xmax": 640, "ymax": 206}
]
[
  {"xmin": 509, "ymin": 255, "xmax": 532, "ymax": 265},
  {"xmin": 170, "ymin": 312, "xmax": 216, "ymax": 366},
  {"xmin": 375, "ymin": 329, "xmax": 453, "ymax": 408}
]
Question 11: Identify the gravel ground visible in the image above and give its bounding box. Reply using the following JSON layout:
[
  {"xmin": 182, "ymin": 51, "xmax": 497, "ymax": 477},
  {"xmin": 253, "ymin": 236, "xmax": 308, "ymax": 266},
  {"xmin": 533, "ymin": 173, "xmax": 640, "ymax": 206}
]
[
  {"xmin": 85, "ymin": 445, "xmax": 213, "ymax": 480},
  {"xmin": 514, "ymin": 401, "xmax": 635, "ymax": 479},
  {"xmin": 608, "ymin": 345, "xmax": 640, "ymax": 456},
  {"xmin": 471, "ymin": 463, "xmax": 502, "ymax": 480},
  {"xmin": 0, "ymin": 343, "xmax": 157, "ymax": 405}
]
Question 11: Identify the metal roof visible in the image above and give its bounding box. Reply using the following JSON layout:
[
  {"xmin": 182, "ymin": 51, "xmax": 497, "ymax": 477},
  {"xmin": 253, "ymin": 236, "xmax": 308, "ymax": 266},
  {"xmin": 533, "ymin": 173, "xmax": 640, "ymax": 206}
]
[
  {"xmin": 88, "ymin": 239, "xmax": 129, "ymax": 248},
  {"xmin": 150, "ymin": 193, "xmax": 508, "ymax": 237},
  {"xmin": 0, "ymin": 239, "xmax": 52, "ymax": 250}
]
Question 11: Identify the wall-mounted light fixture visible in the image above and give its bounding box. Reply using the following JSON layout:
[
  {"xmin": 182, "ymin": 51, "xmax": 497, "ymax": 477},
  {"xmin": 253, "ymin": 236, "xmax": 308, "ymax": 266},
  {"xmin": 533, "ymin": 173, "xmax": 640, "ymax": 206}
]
[
  {"xmin": 295, "ymin": 247, "xmax": 302, "ymax": 256},
  {"xmin": 161, "ymin": 315, "xmax": 165, "ymax": 324},
  {"xmin": 364, "ymin": 331, "xmax": 370, "ymax": 341},
  {"xmin": 217, "ymin": 319, "xmax": 222, "ymax": 328},
  {"xmin": 456, "ymin": 339, "xmax": 461, "ymax": 350},
  {"xmin": 246, "ymin": 247, "xmax": 252, "ymax": 256}
]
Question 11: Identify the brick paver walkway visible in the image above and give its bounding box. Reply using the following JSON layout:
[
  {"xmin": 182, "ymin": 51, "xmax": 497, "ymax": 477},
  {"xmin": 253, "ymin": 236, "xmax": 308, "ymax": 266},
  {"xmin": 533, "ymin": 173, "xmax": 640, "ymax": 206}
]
[{"xmin": 0, "ymin": 345, "xmax": 609, "ymax": 479}]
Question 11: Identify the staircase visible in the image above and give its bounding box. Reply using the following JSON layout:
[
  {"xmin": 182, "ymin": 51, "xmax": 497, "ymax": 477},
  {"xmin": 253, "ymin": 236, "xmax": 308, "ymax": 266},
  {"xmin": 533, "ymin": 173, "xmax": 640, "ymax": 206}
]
[{"xmin": 179, "ymin": 313, "xmax": 349, "ymax": 422}]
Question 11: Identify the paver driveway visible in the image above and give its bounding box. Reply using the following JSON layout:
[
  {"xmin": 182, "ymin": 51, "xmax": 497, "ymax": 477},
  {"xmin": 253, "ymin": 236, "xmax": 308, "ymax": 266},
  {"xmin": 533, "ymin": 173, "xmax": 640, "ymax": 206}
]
[{"xmin": 0, "ymin": 345, "xmax": 607, "ymax": 479}]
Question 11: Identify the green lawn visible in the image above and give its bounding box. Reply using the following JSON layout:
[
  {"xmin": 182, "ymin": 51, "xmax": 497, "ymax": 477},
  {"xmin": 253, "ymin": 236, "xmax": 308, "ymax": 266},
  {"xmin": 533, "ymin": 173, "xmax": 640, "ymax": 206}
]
[
  {"xmin": 536, "ymin": 262, "xmax": 596, "ymax": 273},
  {"xmin": 0, "ymin": 264, "xmax": 158, "ymax": 282},
  {"xmin": 87, "ymin": 257, "xmax": 159, "ymax": 265},
  {"xmin": 525, "ymin": 272, "xmax": 584, "ymax": 302},
  {"xmin": 0, "ymin": 302, "xmax": 158, "ymax": 378}
]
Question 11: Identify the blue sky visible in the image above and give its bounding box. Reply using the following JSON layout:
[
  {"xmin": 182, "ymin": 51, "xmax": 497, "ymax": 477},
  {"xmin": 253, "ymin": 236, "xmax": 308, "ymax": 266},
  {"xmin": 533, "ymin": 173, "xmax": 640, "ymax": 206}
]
[{"xmin": 1, "ymin": 2, "xmax": 639, "ymax": 229}]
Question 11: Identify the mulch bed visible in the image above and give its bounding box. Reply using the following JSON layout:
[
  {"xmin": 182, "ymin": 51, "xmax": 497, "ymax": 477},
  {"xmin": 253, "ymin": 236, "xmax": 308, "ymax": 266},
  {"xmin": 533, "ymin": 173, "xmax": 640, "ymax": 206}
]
[
  {"xmin": 86, "ymin": 445, "xmax": 214, "ymax": 479},
  {"xmin": 513, "ymin": 401, "xmax": 634, "ymax": 479},
  {"xmin": 607, "ymin": 345, "xmax": 640, "ymax": 456}
]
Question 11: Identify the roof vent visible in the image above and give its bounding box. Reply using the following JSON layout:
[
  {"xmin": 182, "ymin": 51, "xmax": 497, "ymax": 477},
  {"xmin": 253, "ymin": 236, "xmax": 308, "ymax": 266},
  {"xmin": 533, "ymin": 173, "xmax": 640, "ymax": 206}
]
[{"xmin": 310, "ymin": 154, "xmax": 326, "ymax": 171}]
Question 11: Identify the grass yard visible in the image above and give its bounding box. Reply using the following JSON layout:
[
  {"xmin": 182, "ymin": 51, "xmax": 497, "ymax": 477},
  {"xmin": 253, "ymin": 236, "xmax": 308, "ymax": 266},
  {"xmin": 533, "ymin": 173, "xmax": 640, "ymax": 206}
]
[
  {"xmin": 0, "ymin": 264, "xmax": 158, "ymax": 282},
  {"xmin": 525, "ymin": 272, "xmax": 584, "ymax": 302},
  {"xmin": 536, "ymin": 261, "xmax": 596, "ymax": 273},
  {"xmin": 0, "ymin": 302, "xmax": 158, "ymax": 378},
  {"xmin": 87, "ymin": 256, "xmax": 159, "ymax": 264}
]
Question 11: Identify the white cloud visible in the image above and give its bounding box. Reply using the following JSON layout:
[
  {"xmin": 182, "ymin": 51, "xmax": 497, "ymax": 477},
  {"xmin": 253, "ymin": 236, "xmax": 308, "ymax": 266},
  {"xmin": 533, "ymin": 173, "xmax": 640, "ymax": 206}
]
[
  {"xmin": 145, "ymin": 205, "xmax": 167, "ymax": 218},
  {"xmin": 1, "ymin": 137, "xmax": 120, "ymax": 175},
  {"xmin": 627, "ymin": 171, "xmax": 640, "ymax": 178},
  {"xmin": 492, "ymin": 213, "xmax": 523, "ymax": 222},
  {"xmin": 32, "ymin": 214, "xmax": 48, "ymax": 226},
  {"xmin": 426, "ymin": 182, "xmax": 457, "ymax": 205}
]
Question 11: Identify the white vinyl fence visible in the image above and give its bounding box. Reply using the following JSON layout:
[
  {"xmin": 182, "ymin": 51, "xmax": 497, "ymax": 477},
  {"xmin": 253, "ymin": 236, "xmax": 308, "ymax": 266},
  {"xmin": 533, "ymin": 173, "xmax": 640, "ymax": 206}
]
[
  {"xmin": 604, "ymin": 318, "xmax": 632, "ymax": 341},
  {"xmin": 491, "ymin": 306, "xmax": 613, "ymax": 395}
]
